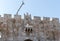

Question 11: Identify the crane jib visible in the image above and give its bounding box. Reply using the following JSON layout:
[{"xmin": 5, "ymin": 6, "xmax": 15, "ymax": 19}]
[{"xmin": 16, "ymin": 1, "xmax": 24, "ymax": 15}]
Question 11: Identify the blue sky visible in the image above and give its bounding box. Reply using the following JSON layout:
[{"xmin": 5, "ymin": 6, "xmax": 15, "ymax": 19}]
[{"xmin": 0, "ymin": 0, "xmax": 60, "ymax": 19}]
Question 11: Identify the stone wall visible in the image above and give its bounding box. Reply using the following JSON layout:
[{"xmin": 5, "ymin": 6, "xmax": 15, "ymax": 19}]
[{"xmin": 0, "ymin": 13, "xmax": 60, "ymax": 41}]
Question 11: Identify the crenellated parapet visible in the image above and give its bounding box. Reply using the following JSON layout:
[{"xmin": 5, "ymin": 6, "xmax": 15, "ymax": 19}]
[{"xmin": 0, "ymin": 14, "xmax": 59, "ymax": 23}]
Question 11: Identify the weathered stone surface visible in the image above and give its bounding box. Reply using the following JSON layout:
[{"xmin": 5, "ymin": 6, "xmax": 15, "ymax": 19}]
[{"xmin": 0, "ymin": 13, "xmax": 60, "ymax": 41}]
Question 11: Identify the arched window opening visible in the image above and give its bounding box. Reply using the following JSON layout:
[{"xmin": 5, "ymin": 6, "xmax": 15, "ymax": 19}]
[
  {"xmin": 28, "ymin": 28, "xmax": 30, "ymax": 32},
  {"xmin": 30, "ymin": 28, "xmax": 33, "ymax": 33},
  {"xmin": 25, "ymin": 28, "xmax": 27, "ymax": 32},
  {"xmin": 25, "ymin": 28, "xmax": 33, "ymax": 33},
  {"xmin": 24, "ymin": 39, "xmax": 32, "ymax": 41}
]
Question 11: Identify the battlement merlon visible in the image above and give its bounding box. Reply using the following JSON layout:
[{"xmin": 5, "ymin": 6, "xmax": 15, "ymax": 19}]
[
  {"xmin": 43, "ymin": 17, "xmax": 50, "ymax": 21},
  {"xmin": 14, "ymin": 14, "xmax": 21, "ymax": 19},
  {"xmin": 52, "ymin": 18, "xmax": 59, "ymax": 23},
  {"xmin": 4, "ymin": 14, "xmax": 11, "ymax": 19},
  {"xmin": 34, "ymin": 16, "xmax": 41, "ymax": 20}
]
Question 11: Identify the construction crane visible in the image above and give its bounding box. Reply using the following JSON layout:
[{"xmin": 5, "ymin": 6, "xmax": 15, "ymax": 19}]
[{"xmin": 16, "ymin": 1, "xmax": 24, "ymax": 15}]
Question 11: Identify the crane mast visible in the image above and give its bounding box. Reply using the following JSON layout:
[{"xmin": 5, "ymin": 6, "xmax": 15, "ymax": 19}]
[{"xmin": 16, "ymin": 1, "xmax": 24, "ymax": 15}]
